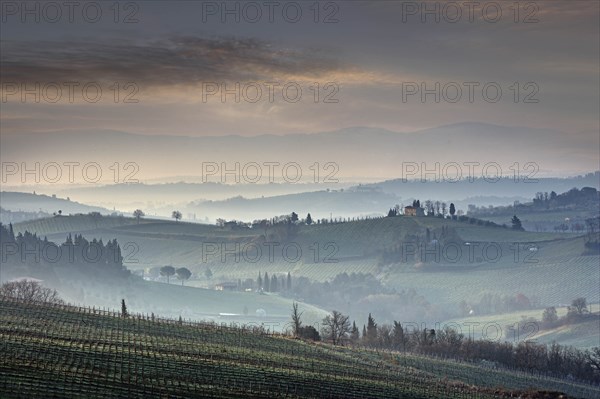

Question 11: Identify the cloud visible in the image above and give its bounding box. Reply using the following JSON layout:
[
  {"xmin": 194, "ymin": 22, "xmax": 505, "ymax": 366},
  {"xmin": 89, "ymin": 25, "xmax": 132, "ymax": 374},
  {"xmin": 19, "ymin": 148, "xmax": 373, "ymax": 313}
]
[{"xmin": 0, "ymin": 36, "xmax": 349, "ymax": 87}]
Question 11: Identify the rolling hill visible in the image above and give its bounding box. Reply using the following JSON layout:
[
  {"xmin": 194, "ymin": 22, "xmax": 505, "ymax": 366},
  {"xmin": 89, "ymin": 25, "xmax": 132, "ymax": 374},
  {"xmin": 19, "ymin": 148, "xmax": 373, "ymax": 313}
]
[
  {"xmin": 11, "ymin": 214, "xmax": 599, "ymax": 330},
  {"xmin": 445, "ymin": 305, "xmax": 600, "ymax": 350},
  {"xmin": 0, "ymin": 191, "xmax": 110, "ymax": 215},
  {"xmin": 1, "ymin": 298, "xmax": 598, "ymax": 398}
]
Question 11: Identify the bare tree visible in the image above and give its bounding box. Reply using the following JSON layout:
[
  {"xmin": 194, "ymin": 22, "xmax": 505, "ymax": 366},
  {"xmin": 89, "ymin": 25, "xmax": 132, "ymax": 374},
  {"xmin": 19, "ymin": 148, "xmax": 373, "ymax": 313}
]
[
  {"xmin": 587, "ymin": 347, "xmax": 600, "ymax": 373},
  {"xmin": 424, "ymin": 200, "xmax": 434, "ymax": 216},
  {"xmin": 291, "ymin": 302, "xmax": 303, "ymax": 337},
  {"xmin": 321, "ymin": 310, "xmax": 351, "ymax": 345},
  {"xmin": 570, "ymin": 297, "xmax": 588, "ymax": 315},
  {"xmin": 0, "ymin": 280, "xmax": 63, "ymax": 304}
]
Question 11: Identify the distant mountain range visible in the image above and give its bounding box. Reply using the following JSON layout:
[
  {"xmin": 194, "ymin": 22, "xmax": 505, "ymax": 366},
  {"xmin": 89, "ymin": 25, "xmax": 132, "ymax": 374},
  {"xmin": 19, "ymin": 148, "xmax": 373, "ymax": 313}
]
[
  {"xmin": 2, "ymin": 171, "xmax": 598, "ymax": 222},
  {"xmin": 2, "ymin": 122, "xmax": 598, "ymax": 186}
]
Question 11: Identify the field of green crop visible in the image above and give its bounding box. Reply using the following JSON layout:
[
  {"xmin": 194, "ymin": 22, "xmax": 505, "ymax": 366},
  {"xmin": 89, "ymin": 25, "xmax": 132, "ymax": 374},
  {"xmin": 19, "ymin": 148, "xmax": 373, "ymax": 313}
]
[{"xmin": 1, "ymin": 298, "xmax": 598, "ymax": 398}]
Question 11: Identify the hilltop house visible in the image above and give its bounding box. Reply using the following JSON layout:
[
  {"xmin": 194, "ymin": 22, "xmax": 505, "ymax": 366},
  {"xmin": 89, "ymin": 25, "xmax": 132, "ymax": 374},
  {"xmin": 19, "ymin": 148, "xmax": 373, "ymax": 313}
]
[{"xmin": 404, "ymin": 206, "xmax": 424, "ymax": 216}]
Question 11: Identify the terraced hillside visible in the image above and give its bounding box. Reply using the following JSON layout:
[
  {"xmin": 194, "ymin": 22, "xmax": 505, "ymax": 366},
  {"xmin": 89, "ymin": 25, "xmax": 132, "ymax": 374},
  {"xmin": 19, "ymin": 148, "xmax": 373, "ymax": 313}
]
[{"xmin": 1, "ymin": 299, "xmax": 598, "ymax": 398}]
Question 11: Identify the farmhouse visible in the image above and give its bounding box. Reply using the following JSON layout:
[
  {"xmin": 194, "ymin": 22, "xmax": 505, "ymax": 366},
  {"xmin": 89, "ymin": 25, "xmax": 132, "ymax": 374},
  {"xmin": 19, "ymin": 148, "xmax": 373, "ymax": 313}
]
[
  {"xmin": 214, "ymin": 282, "xmax": 238, "ymax": 291},
  {"xmin": 404, "ymin": 206, "xmax": 424, "ymax": 216}
]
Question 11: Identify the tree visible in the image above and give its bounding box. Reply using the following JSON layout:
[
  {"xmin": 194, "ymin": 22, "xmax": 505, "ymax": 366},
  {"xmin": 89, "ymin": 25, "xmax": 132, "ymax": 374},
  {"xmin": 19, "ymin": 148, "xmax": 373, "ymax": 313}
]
[
  {"xmin": 392, "ymin": 321, "xmax": 407, "ymax": 351},
  {"xmin": 424, "ymin": 200, "xmax": 433, "ymax": 216},
  {"xmin": 264, "ymin": 272, "xmax": 270, "ymax": 292},
  {"xmin": 449, "ymin": 203, "xmax": 456, "ymax": 218},
  {"xmin": 291, "ymin": 302, "xmax": 303, "ymax": 337},
  {"xmin": 571, "ymin": 297, "xmax": 588, "ymax": 315},
  {"xmin": 257, "ymin": 272, "xmax": 263, "ymax": 290},
  {"xmin": 286, "ymin": 272, "xmax": 292, "ymax": 290},
  {"xmin": 270, "ymin": 274, "xmax": 278, "ymax": 292},
  {"xmin": 298, "ymin": 325, "xmax": 320, "ymax": 341},
  {"xmin": 133, "ymin": 209, "xmax": 145, "ymax": 223},
  {"xmin": 321, "ymin": 310, "xmax": 351, "ymax": 345},
  {"xmin": 204, "ymin": 268, "xmax": 213, "ymax": 280},
  {"xmin": 350, "ymin": 321, "xmax": 360, "ymax": 344},
  {"xmin": 291, "ymin": 212, "xmax": 298, "ymax": 223},
  {"xmin": 587, "ymin": 347, "xmax": 600, "ymax": 374},
  {"xmin": 160, "ymin": 266, "xmax": 176, "ymax": 284},
  {"xmin": 378, "ymin": 325, "xmax": 392, "ymax": 348},
  {"xmin": 542, "ymin": 307, "xmax": 558, "ymax": 326},
  {"xmin": 121, "ymin": 299, "xmax": 128, "ymax": 318},
  {"xmin": 0, "ymin": 280, "xmax": 63, "ymax": 304},
  {"xmin": 172, "ymin": 210, "xmax": 182, "ymax": 222},
  {"xmin": 511, "ymin": 215, "xmax": 524, "ymax": 231},
  {"xmin": 176, "ymin": 267, "xmax": 192, "ymax": 286},
  {"xmin": 306, "ymin": 213, "xmax": 313, "ymax": 225},
  {"xmin": 366, "ymin": 313, "xmax": 378, "ymax": 347}
]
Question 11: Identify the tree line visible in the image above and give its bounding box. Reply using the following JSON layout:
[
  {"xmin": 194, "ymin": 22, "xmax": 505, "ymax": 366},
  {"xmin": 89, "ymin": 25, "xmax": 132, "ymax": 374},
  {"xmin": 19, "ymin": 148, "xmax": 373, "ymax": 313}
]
[
  {"xmin": 291, "ymin": 306, "xmax": 600, "ymax": 384},
  {"xmin": 0, "ymin": 223, "xmax": 128, "ymax": 276}
]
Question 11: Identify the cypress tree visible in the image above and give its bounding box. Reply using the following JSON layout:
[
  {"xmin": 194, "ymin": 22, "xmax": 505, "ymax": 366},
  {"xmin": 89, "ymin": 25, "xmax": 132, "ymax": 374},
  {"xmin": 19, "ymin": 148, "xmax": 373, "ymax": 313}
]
[{"xmin": 121, "ymin": 299, "xmax": 128, "ymax": 318}]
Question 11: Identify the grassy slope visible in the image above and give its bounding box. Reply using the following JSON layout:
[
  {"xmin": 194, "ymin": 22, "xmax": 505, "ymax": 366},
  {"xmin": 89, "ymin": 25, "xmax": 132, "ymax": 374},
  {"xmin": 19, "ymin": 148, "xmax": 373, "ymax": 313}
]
[
  {"xmin": 13, "ymin": 214, "xmax": 574, "ymax": 273},
  {"xmin": 19, "ymin": 264, "xmax": 329, "ymax": 330},
  {"xmin": 13, "ymin": 215, "xmax": 599, "ymax": 331},
  {"xmin": 14, "ymin": 215, "xmax": 596, "ymax": 296},
  {"xmin": 1, "ymin": 299, "xmax": 598, "ymax": 399},
  {"xmin": 445, "ymin": 305, "xmax": 600, "ymax": 349},
  {"xmin": 384, "ymin": 235, "xmax": 599, "ymax": 307}
]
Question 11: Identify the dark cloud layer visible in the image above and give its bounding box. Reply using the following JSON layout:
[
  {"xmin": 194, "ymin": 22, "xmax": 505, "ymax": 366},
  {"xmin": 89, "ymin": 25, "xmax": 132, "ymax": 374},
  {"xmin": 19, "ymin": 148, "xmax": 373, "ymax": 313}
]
[
  {"xmin": 0, "ymin": 36, "xmax": 343, "ymax": 86},
  {"xmin": 0, "ymin": 1, "xmax": 597, "ymax": 141}
]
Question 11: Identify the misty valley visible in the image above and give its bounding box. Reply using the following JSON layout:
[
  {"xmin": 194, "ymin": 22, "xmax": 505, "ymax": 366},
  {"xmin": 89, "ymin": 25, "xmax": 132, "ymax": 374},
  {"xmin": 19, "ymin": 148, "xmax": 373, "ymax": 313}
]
[{"xmin": 1, "ymin": 1, "xmax": 599, "ymax": 398}]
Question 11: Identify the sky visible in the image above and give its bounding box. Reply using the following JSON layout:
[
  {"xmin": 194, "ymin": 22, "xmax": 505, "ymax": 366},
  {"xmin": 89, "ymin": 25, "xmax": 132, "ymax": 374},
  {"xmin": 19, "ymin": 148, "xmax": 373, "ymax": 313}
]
[{"xmin": 1, "ymin": 0, "xmax": 599, "ymax": 141}]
